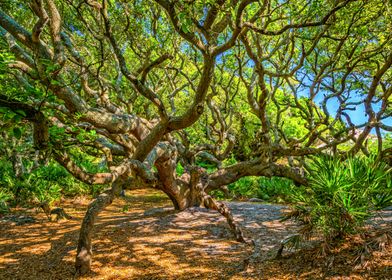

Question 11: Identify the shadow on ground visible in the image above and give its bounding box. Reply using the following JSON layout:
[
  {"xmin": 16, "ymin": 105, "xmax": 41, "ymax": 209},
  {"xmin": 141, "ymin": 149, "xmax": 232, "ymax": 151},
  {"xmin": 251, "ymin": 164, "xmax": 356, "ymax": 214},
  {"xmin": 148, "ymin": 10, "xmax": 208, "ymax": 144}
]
[{"xmin": 0, "ymin": 189, "xmax": 391, "ymax": 279}]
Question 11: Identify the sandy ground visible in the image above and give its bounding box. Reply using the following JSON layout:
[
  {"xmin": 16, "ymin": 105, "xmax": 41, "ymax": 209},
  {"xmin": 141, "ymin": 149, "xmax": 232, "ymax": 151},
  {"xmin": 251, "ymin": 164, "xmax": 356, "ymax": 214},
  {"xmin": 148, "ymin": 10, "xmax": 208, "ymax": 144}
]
[{"xmin": 0, "ymin": 189, "xmax": 391, "ymax": 280}]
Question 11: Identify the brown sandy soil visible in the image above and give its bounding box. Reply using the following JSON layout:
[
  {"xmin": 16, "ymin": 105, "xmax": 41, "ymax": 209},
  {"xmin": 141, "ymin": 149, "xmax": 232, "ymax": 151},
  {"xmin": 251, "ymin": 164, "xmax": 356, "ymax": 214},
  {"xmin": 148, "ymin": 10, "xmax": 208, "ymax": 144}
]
[{"xmin": 0, "ymin": 189, "xmax": 391, "ymax": 280}]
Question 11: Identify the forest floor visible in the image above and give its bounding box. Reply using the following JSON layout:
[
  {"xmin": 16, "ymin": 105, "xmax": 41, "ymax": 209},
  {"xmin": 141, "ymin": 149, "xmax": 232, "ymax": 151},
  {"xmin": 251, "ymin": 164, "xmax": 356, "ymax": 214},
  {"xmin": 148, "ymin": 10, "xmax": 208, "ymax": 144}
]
[{"xmin": 0, "ymin": 189, "xmax": 391, "ymax": 280}]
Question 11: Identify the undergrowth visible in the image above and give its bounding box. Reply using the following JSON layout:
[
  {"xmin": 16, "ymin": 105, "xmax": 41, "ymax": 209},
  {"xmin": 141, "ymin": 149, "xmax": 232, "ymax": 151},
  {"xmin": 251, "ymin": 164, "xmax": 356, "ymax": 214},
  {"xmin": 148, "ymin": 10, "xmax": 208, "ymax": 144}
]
[{"xmin": 282, "ymin": 155, "xmax": 392, "ymax": 250}]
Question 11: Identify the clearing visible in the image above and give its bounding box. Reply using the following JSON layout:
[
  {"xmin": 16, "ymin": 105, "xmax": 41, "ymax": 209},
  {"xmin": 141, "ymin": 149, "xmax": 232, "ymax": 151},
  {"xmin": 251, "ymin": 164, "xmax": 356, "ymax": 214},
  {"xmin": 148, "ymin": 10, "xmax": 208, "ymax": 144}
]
[{"xmin": 1, "ymin": 189, "xmax": 391, "ymax": 280}]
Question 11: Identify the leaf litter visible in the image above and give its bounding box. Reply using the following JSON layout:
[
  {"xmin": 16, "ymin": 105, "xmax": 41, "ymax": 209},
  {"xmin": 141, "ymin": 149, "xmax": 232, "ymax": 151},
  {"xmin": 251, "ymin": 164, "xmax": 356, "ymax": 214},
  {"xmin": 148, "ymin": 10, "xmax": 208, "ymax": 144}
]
[{"xmin": 0, "ymin": 190, "xmax": 391, "ymax": 279}]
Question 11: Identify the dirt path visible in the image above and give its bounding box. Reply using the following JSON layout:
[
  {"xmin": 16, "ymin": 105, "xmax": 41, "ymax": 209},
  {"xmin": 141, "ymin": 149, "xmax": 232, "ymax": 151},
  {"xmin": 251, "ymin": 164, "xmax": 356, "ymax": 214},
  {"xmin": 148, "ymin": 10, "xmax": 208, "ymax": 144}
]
[{"xmin": 0, "ymin": 190, "xmax": 391, "ymax": 279}]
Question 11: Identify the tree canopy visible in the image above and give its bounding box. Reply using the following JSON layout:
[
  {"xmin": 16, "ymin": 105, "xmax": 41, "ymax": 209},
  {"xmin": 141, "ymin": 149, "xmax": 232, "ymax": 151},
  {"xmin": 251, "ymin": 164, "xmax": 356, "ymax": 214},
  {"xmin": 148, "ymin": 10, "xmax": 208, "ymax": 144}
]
[{"xmin": 0, "ymin": 0, "xmax": 392, "ymax": 274}]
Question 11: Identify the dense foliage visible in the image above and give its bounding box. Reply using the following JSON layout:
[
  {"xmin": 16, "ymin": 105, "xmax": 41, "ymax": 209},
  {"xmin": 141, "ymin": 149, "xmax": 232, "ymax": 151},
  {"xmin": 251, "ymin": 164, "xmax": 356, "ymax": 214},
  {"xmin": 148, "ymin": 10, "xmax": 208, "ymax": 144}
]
[
  {"xmin": 0, "ymin": 0, "xmax": 392, "ymax": 273},
  {"xmin": 284, "ymin": 156, "xmax": 392, "ymax": 245}
]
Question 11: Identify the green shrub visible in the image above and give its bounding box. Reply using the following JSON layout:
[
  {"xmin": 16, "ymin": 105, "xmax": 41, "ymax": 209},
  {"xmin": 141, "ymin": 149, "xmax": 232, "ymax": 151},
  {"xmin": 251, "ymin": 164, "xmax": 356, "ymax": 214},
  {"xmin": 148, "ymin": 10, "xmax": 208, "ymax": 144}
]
[
  {"xmin": 0, "ymin": 157, "xmax": 108, "ymax": 207},
  {"xmin": 257, "ymin": 177, "xmax": 303, "ymax": 203},
  {"xmin": 228, "ymin": 176, "xmax": 303, "ymax": 203},
  {"xmin": 228, "ymin": 176, "xmax": 260, "ymax": 199},
  {"xmin": 0, "ymin": 189, "xmax": 12, "ymax": 214},
  {"xmin": 284, "ymin": 155, "xmax": 392, "ymax": 244}
]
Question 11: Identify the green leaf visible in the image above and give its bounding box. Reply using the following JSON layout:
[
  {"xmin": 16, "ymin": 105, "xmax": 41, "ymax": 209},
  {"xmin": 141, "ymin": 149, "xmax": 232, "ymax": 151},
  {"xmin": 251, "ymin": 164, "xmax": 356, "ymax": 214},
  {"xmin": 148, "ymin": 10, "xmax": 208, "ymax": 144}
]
[
  {"xmin": 13, "ymin": 127, "xmax": 22, "ymax": 139},
  {"xmin": 15, "ymin": 109, "xmax": 27, "ymax": 117},
  {"xmin": 0, "ymin": 107, "xmax": 9, "ymax": 114},
  {"xmin": 12, "ymin": 114, "xmax": 22, "ymax": 122},
  {"xmin": 4, "ymin": 111, "xmax": 16, "ymax": 121}
]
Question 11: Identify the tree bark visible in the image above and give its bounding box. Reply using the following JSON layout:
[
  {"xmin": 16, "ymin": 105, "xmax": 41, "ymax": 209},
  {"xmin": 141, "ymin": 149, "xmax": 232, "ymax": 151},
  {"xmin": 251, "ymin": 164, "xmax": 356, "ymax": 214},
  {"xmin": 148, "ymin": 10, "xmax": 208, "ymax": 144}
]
[
  {"xmin": 201, "ymin": 191, "xmax": 246, "ymax": 243},
  {"xmin": 75, "ymin": 180, "xmax": 122, "ymax": 275},
  {"xmin": 160, "ymin": 167, "xmax": 247, "ymax": 243}
]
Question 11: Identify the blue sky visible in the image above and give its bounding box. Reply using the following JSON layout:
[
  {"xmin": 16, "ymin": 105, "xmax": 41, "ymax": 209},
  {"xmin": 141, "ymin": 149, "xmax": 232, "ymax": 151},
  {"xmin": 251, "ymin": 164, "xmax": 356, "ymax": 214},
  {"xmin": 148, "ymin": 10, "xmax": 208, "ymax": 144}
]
[{"xmin": 322, "ymin": 96, "xmax": 392, "ymax": 134}]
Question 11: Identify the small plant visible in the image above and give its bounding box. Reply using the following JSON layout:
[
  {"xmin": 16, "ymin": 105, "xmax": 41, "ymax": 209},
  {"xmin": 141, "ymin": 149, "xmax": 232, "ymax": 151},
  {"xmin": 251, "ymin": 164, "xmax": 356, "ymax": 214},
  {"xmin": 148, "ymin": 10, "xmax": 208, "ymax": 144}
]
[
  {"xmin": 257, "ymin": 177, "xmax": 303, "ymax": 203},
  {"xmin": 284, "ymin": 155, "xmax": 392, "ymax": 248},
  {"xmin": 0, "ymin": 154, "xmax": 108, "ymax": 207},
  {"xmin": 228, "ymin": 176, "xmax": 260, "ymax": 199},
  {"xmin": 228, "ymin": 176, "xmax": 304, "ymax": 203},
  {"xmin": 122, "ymin": 204, "xmax": 130, "ymax": 212},
  {"xmin": 0, "ymin": 189, "xmax": 12, "ymax": 214}
]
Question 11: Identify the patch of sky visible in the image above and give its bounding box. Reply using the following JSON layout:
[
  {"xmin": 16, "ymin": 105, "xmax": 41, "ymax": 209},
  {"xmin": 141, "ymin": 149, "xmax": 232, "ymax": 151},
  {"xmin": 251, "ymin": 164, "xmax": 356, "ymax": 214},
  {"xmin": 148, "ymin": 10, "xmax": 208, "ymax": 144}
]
[
  {"xmin": 199, "ymin": 6, "xmax": 209, "ymax": 25},
  {"xmin": 216, "ymin": 53, "xmax": 223, "ymax": 64},
  {"xmin": 69, "ymin": 24, "xmax": 84, "ymax": 37},
  {"xmin": 247, "ymin": 60, "xmax": 255, "ymax": 68},
  {"xmin": 293, "ymin": 73, "xmax": 391, "ymax": 134}
]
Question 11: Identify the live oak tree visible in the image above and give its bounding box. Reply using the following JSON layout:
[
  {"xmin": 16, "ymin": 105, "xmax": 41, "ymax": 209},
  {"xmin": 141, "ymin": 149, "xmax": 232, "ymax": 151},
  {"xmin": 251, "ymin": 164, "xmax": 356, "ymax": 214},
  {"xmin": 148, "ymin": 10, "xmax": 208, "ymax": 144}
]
[{"xmin": 0, "ymin": 0, "xmax": 391, "ymax": 274}]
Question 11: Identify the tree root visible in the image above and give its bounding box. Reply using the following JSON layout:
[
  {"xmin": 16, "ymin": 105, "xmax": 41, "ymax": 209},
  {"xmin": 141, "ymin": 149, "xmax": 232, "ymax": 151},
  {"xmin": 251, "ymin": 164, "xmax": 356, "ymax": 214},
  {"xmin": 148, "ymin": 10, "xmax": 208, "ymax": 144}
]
[{"xmin": 201, "ymin": 191, "xmax": 247, "ymax": 243}]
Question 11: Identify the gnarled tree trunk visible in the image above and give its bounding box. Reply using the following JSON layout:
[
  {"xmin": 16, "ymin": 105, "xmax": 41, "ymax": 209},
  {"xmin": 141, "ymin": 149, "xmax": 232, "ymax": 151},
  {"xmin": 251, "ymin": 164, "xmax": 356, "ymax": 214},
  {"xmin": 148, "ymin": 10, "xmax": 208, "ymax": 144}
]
[
  {"xmin": 75, "ymin": 180, "xmax": 123, "ymax": 275},
  {"xmin": 158, "ymin": 167, "xmax": 247, "ymax": 243}
]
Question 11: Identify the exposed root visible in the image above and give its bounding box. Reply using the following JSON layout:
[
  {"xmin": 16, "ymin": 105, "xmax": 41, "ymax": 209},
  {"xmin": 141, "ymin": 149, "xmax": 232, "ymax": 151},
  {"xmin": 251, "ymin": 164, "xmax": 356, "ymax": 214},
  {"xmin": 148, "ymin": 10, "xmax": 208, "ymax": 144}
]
[
  {"xmin": 201, "ymin": 191, "xmax": 247, "ymax": 243},
  {"xmin": 189, "ymin": 167, "xmax": 249, "ymax": 244},
  {"xmin": 354, "ymin": 230, "xmax": 392, "ymax": 269}
]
